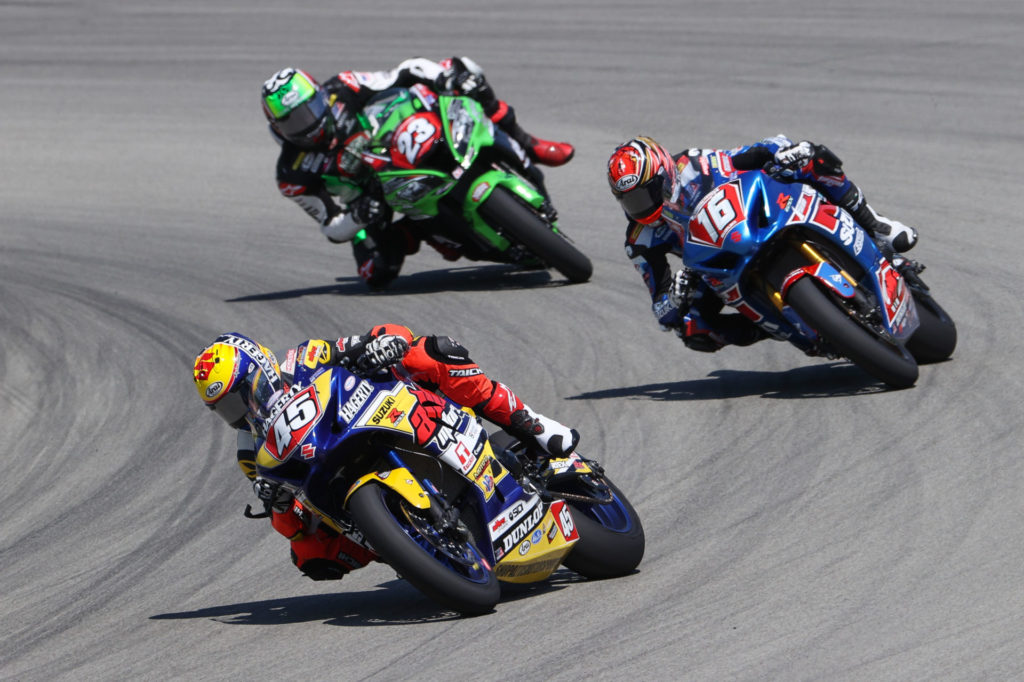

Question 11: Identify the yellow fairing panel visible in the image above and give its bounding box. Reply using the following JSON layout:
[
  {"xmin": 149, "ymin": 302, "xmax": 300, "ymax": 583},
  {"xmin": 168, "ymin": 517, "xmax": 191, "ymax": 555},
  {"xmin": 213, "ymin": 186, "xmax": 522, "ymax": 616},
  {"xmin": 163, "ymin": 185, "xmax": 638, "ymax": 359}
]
[
  {"xmin": 352, "ymin": 384, "xmax": 417, "ymax": 436},
  {"xmin": 344, "ymin": 467, "xmax": 431, "ymax": 510},
  {"xmin": 300, "ymin": 339, "xmax": 332, "ymax": 369}
]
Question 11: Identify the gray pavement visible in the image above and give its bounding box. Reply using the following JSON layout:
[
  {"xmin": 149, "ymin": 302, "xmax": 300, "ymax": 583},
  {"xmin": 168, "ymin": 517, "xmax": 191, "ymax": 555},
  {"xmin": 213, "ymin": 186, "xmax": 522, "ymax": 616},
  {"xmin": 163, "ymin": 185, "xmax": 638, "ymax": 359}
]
[{"xmin": 2, "ymin": 0, "xmax": 1022, "ymax": 679}]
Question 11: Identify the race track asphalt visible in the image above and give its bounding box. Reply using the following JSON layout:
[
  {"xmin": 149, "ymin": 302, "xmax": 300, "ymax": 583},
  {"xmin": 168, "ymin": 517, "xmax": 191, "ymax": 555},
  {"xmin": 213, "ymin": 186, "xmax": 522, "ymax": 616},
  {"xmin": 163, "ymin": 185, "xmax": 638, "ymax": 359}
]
[{"xmin": 3, "ymin": 1, "xmax": 1023, "ymax": 679}]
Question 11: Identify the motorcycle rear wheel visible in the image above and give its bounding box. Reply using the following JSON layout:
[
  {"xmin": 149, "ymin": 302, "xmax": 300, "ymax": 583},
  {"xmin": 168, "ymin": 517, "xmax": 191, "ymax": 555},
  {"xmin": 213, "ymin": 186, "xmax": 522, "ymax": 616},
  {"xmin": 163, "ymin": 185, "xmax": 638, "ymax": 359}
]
[
  {"xmin": 348, "ymin": 482, "xmax": 500, "ymax": 616},
  {"xmin": 477, "ymin": 187, "xmax": 592, "ymax": 283},
  {"xmin": 905, "ymin": 289, "xmax": 957, "ymax": 364},
  {"xmin": 560, "ymin": 476, "xmax": 645, "ymax": 580},
  {"xmin": 786, "ymin": 276, "xmax": 919, "ymax": 388}
]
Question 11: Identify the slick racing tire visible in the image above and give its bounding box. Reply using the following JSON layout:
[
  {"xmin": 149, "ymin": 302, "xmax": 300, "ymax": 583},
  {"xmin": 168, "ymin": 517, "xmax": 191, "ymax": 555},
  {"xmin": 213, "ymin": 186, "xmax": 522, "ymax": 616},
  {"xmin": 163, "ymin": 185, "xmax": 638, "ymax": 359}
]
[
  {"xmin": 786, "ymin": 276, "xmax": 919, "ymax": 389},
  {"xmin": 905, "ymin": 289, "xmax": 957, "ymax": 364},
  {"xmin": 478, "ymin": 187, "xmax": 592, "ymax": 283},
  {"xmin": 560, "ymin": 477, "xmax": 645, "ymax": 580},
  {"xmin": 348, "ymin": 482, "xmax": 499, "ymax": 616}
]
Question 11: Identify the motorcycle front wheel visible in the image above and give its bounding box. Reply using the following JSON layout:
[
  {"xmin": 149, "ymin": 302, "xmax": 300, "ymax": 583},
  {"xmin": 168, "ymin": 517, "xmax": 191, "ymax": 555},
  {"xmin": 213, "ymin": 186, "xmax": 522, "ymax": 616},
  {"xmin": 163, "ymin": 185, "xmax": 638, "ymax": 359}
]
[
  {"xmin": 786, "ymin": 276, "xmax": 919, "ymax": 388},
  {"xmin": 347, "ymin": 482, "xmax": 499, "ymax": 616},
  {"xmin": 477, "ymin": 187, "xmax": 593, "ymax": 284}
]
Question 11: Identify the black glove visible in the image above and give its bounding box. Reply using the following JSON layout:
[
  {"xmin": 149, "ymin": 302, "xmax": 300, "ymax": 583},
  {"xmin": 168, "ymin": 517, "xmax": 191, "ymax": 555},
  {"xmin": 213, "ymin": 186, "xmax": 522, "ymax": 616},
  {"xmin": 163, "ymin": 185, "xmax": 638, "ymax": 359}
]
[
  {"xmin": 452, "ymin": 70, "xmax": 494, "ymax": 102},
  {"xmin": 348, "ymin": 195, "xmax": 383, "ymax": 227},
  {"xmin": 443, "ymin": 57, "xmax": 495, "ymax": 103},
  {"xmin": 354, "ymin": 334, "xmax": 409, "ymax": 376},
  {"xmin": 253, "ymin": 477, "xmax": 292, "ymax": 513}
]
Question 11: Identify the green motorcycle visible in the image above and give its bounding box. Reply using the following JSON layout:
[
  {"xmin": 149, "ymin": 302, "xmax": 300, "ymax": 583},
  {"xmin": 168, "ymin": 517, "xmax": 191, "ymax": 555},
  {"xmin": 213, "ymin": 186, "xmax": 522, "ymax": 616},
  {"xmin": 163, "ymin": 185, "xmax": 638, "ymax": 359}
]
[{"xmin": 353, "ymin": 85, "xmax": 592, "ymax": 283}]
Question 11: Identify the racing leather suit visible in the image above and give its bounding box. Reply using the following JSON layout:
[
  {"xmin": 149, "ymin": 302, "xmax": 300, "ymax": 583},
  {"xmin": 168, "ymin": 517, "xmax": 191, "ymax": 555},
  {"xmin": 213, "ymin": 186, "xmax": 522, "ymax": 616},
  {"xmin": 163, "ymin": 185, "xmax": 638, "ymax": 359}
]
[{"xmin": 625, "ymin": 134, "xmax": 874, "ymax": 352}]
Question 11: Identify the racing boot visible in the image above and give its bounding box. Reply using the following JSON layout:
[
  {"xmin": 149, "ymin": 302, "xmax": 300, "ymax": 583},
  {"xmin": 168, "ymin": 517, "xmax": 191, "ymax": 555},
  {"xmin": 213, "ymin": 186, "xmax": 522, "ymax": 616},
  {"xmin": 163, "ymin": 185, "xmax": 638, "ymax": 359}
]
[
  {"xmin": 525, "ymin": 136, "xmax": 575, "ymax": 167},
  {"xmin": 489, "ymin": 101, "xmax": 574, "ymax": 167},
  {"xmin": 837, "ymin": 183, "xmax": 918, "ymax": 255},
  {"xmin": 508, "ymin": 407, "xmax": 580, "ymax": 461}
]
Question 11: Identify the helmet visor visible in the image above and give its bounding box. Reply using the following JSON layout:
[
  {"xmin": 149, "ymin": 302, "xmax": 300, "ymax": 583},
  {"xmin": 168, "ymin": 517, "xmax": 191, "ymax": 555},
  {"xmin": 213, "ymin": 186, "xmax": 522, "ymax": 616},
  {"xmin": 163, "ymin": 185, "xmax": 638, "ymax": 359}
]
[
  {"xmin": 210, "ymin": 389, "xmax": 248, "ymax": 427},
  {"xmin": 619, "ymin": 175, "xmax": 665, "ymax": 224},
  {"xmin": 248, "ymin": 366, "xmax": 284, "ymax": 420},
  {"xmin": 275, "ymin": 90, "xmax": 330, "ymax": 144}
]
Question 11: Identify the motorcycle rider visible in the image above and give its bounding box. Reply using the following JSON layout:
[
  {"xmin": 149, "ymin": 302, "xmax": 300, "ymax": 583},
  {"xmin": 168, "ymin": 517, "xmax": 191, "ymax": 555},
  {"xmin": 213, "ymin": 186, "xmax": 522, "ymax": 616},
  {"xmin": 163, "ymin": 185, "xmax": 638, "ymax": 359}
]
[
  {"xmin": 262, "ymin": 57, "xmax": 575, "ymax": 288},
  {"xmin": 607, "ymin": 134, "xmax": 920, "ymax": 352},
  {"xmin": 192, "ymin": 324, "xmax": 579, "ymax": 581}
]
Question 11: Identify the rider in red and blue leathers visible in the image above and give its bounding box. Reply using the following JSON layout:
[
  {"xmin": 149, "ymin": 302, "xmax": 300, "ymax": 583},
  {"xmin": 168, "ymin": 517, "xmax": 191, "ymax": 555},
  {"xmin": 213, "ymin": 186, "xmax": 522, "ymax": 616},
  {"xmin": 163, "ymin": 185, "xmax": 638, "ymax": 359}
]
[{"xmin": 607, "ymin": 134, "xmax": 919, "ymax": 352}]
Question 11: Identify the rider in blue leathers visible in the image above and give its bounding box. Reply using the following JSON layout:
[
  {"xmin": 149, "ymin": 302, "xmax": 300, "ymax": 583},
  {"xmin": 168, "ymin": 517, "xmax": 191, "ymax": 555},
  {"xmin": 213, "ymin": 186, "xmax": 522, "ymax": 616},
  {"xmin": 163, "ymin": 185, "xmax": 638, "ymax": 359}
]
[{"xmin": 607, "ymin": 134, "xmax": 919, "ymax": 352}]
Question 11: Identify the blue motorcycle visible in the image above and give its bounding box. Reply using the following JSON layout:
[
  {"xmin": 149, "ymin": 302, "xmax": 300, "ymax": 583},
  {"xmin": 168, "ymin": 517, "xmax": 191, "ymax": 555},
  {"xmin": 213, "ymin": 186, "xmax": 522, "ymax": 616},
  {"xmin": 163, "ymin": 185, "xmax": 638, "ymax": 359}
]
[
  {"xmin": 250, "ymin": 348, "xmax": 644, "ymax": 616},
  {"xmin": 665, "ymin": 171, "xmax": 956, "ymax": 388}
]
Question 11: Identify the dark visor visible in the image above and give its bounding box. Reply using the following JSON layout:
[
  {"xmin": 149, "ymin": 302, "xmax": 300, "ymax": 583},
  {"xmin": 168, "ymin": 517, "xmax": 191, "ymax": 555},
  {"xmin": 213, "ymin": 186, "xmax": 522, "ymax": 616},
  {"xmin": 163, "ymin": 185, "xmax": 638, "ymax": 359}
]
[
  {"xmin": 619, "ymin": 175, "xmax": 664, "ymax": 222},
  {"xmin": 275, "ymin": 90, "xmax": 329, "ymax": 138}
]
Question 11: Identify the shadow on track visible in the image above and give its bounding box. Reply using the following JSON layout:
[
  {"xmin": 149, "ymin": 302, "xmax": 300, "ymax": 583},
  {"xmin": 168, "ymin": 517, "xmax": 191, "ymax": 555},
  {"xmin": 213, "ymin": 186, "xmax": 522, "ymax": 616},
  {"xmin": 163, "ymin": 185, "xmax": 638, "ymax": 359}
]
[
  {"xmin": 568, "ymin": 363, "xmax": 890, "ymax": 402},
  {"xmin": 150, "ymin": 571, "xmax": 586, "ymax": 626},
  {"xmin": 225, "ymin": 264, "xmax": 569, "ymax": 302}
]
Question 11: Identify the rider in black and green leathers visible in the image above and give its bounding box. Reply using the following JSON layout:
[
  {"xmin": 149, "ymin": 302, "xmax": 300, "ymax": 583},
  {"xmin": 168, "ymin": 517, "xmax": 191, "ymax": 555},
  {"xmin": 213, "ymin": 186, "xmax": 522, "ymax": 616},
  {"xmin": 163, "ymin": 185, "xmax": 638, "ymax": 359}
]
[{"xmin": 261, "ymin": 58, "xmax": 575, "ymax": 287}]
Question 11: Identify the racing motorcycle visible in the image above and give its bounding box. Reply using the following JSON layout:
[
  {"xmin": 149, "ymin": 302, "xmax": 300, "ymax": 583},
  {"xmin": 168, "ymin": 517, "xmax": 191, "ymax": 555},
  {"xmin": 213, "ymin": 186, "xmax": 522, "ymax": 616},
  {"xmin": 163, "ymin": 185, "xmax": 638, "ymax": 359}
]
[
  {"xmin": 247, "ymin": 341, "xmax": 644, "ymax": 615},
  {"xmin": 350, "ymin": 84, "xmax": 592, "ymax": 283},
  {"xmin": 668, "ymin": 170, "xmax": 956, "ymax": 388}
]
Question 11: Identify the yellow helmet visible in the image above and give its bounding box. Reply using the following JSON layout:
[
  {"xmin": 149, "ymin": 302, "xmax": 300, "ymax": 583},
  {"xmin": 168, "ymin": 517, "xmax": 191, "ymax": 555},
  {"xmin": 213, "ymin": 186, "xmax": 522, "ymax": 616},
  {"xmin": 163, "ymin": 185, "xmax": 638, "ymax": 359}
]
[{"xmin": 193, "ymin": 333, "xmax": 284, "ymax": 427}]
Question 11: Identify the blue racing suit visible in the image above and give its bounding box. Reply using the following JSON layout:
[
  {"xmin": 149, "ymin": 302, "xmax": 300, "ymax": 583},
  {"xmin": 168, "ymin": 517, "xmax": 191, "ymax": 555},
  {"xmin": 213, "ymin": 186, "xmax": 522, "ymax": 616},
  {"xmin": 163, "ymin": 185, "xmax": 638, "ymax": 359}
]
[{"xmin": 624, "ymin": 134, "xmax": 858, "ymax": 352}]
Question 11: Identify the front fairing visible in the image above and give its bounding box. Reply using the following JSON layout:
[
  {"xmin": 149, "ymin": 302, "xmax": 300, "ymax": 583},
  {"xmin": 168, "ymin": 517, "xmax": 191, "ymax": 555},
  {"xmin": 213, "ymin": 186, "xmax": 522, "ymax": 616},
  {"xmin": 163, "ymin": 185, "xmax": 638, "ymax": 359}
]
[
  {"xmin": 438, "ymin": 94, "xmax": 494, "ymax": 168},
  {"xmin": 253, "ymin": 366, "xmax": 419, "ymax": 492}
]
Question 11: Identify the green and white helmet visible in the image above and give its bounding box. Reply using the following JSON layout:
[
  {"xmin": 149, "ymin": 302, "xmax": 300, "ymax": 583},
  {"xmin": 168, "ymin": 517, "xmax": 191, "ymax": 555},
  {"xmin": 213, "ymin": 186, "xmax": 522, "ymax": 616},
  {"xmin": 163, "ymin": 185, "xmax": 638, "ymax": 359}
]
[{"xmin": 261, "ymin": 68, "xmax": 334, "ymax": 149}]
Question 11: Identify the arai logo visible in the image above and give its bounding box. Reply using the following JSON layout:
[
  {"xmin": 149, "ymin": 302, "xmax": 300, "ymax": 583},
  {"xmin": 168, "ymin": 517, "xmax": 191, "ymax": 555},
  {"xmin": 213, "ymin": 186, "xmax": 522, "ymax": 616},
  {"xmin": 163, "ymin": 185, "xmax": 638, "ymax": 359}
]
[
  {"xmin": 614, "ymin": 174, "xmax": 640, "ymax": 192},
  {"xmin": 205, "ymin": 381, "xmax": 223, "ymax": 398}
]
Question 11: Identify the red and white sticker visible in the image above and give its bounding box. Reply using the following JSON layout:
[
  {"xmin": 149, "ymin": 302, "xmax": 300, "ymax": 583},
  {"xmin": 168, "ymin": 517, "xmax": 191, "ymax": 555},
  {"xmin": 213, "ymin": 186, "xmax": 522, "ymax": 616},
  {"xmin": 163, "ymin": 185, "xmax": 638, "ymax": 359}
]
[
  {"xmin": 265, "ymin": 386, "xmax": 322, "ymax": 461},
  {"xmin": 688, "ymin": 181, "xmax": 745, "ymax": 249}
]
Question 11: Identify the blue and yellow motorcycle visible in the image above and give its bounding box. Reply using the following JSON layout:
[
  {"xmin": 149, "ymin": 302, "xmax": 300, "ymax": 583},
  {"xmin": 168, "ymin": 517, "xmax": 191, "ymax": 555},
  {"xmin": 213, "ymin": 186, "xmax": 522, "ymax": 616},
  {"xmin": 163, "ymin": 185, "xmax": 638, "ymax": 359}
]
[{"xmin": 251, "ymin": 342, "xmax": 643, "ymax": 615}]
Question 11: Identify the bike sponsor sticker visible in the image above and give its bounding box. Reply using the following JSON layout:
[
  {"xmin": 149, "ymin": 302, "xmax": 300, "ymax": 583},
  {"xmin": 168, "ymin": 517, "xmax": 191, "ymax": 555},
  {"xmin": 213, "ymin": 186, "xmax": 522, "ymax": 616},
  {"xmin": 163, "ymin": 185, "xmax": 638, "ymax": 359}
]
[
  {"xmin": 391, "ymin": 112, "xmax": 442, "ymax": 169},
  {"xmin": 489, "ymin": 497, "xmax": 538, "ymax": 537},
  {"xmin": 470, "ymin": 182, "xmax": 490, "ymax": 202},
  {"xmin": 551, "ymin": 500, "xmax": 579, "ymax": 543},
  {"xmin": 785, "ymin": 186, "xmax": 817, "ymax": 225},
  {"xmin": 688, "ymin": 180, "xmax": 745, "ymax": 249},
  {"xmin": 339, "ymin": 380, "xmax": 373, "ymax": 423},
  {"xmin": 495, "ymin": 554, "xmax": 564, "ymax": 580},
  {"xmin": 876, "ymin": 258, "xmax": 910, "ymax": 331},
  {"xmin": 497, "ymin": 501, "xmax": 545, "ymax": 554},
  {"xmin": 265, "ymin": 385, "xmax": 322, "ymax": 462}
]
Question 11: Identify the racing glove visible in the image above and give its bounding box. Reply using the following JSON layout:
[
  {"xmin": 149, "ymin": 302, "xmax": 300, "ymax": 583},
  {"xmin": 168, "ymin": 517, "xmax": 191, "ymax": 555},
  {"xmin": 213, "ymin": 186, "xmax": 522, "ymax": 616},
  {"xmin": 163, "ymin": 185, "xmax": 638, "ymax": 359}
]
[
  {"xmin": 349, "ymin": 195, "xmax": 384, "ymax": 227},
  {"xmin": 442, "ymin": 57, "xmax": 495, "ymax": 103},
  {"xmin": 774, "ymin": 140, "xmax": 815, "ymax": 169},
  {"xmin": 669, "ymin": 268, "xmax": 698, "ymax": 310},
  {"xmin": 253, "ymin": 477, "xmax": 293, "ymax": 513},
  {"xmin": 354, "ymin": 334, "xmax": 410, "ymax": 376},
  {"xmin": 769, "ymin": 141, "xmax": 844, "ymax": 180}
]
